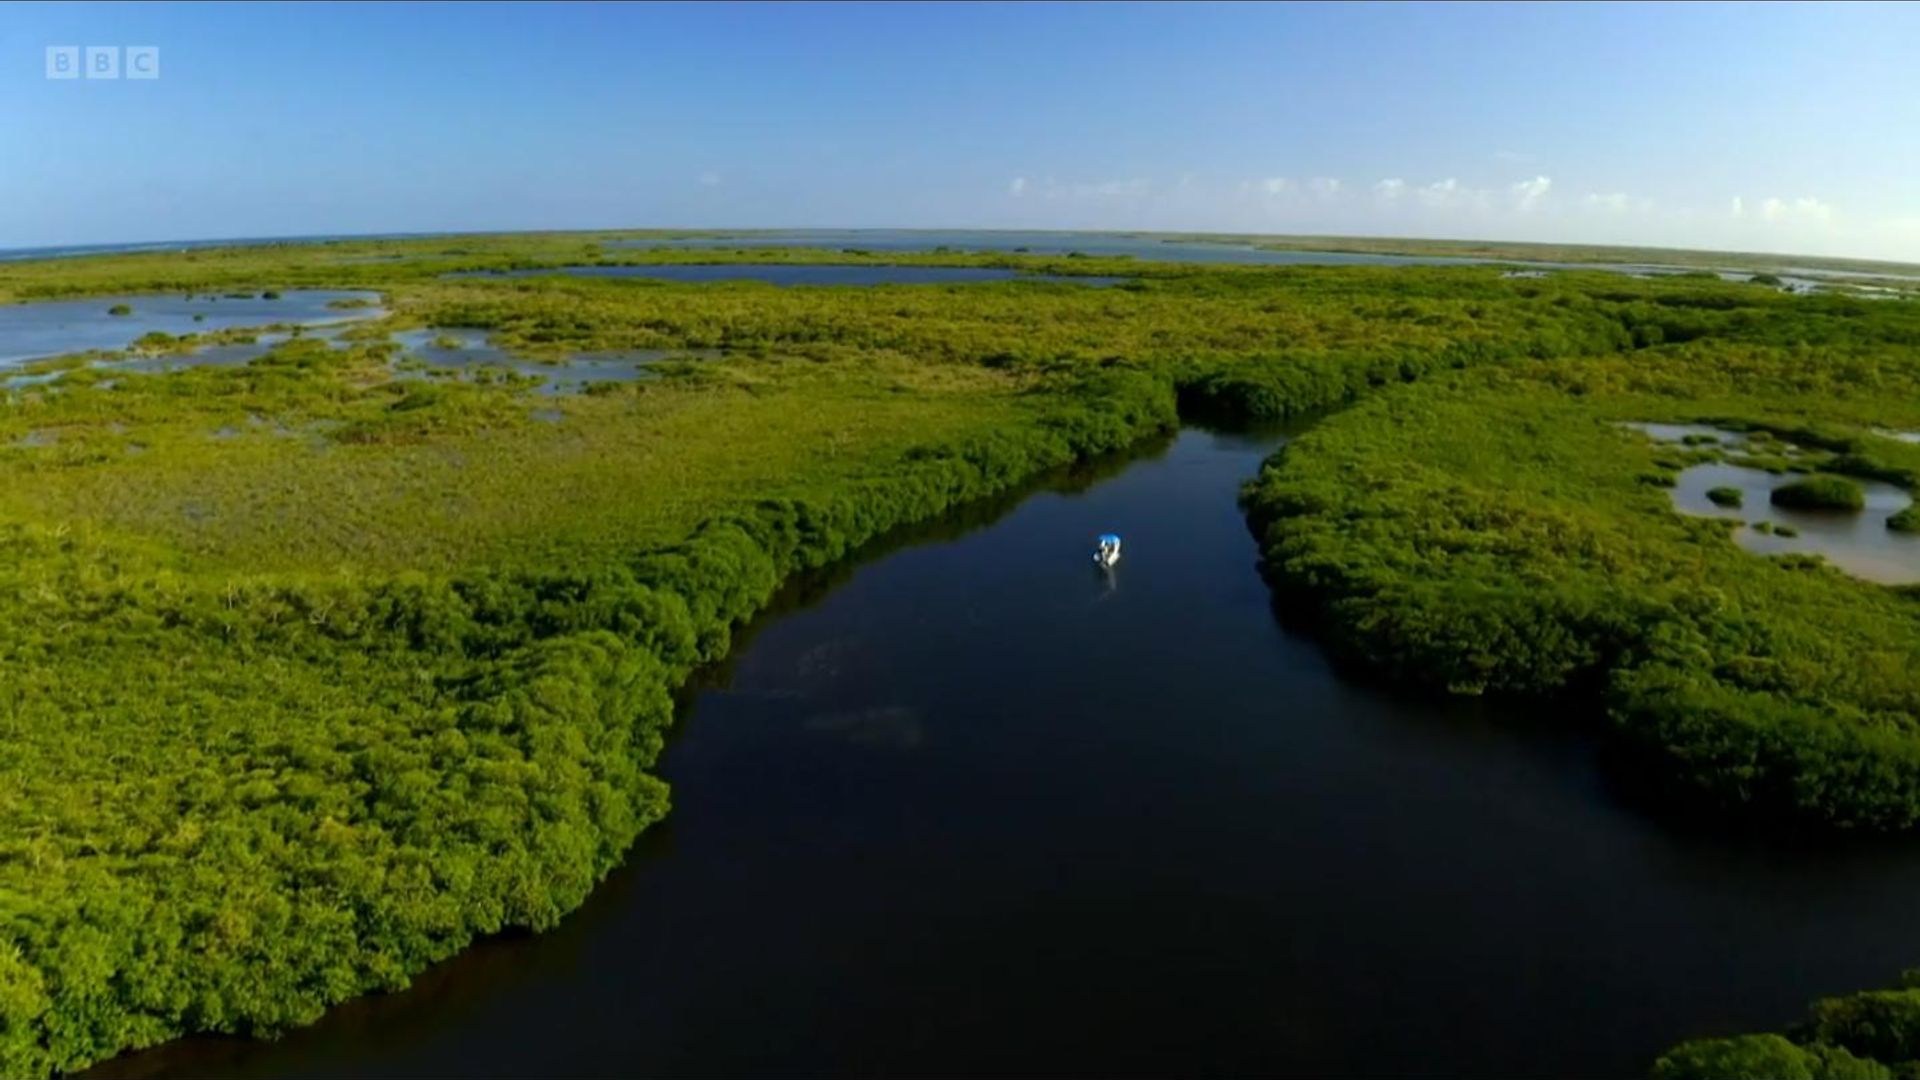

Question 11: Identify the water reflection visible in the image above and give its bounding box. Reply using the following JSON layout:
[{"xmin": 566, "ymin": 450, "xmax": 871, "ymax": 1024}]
[
  {"xmin": 0, "ymin": 291, "xmax": 383, "ymax": 369},
  {"xmin": 389, "ymin": 328, "xmax": 723, "ymax": 395},
  {"xmin": 1670, "ymin": 461, "xmax": 1919, "ymax": 583},
  {"xmin": 1627, "ymin": 421, "xmax": 1920, "ymax": 583},
  {"xmin": 91, "ymin": 425, "xmax": 1920, "ymax": 1080}
]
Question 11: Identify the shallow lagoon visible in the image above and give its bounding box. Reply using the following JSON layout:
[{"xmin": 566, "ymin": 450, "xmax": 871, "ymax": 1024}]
[
  {"xmin": 1628, "ymin": 422, "xmax": 1920, "ymax": 583},
  {"xmin": 389, "ymin": 328, "xmax": 719, "ymax": 395},
  {"xmin": 4, "ymin": 318, "xmax": 704, "ymax": 397},
  {"xmin": 454, "ymin": 264, "xmax": 1127, "ymax": 287},
  {"xmin": 0, "ymin": 290, "xmax": 383, "ymax": 369},
  {"xmin": 1672, "ymin": 462, "xmax": 1920, "ymax": 584}
]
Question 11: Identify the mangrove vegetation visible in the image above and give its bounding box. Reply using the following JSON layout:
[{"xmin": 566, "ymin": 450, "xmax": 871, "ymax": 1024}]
[{"xmin": 3, "ymin": 233, "xmax": 1920, "ymax": 1076}]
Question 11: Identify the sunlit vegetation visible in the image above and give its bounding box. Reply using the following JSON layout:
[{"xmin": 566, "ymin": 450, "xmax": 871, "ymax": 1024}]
[
  {"xmin": 1244, "ymin": 344, "xmax": 1920, "ymax": 830},
  {"xmin": 1707, "ymin": 485, "xmax": 1743, "ymax": 507},
  {"xmin": 5, "ymin": 235, "xmax": 1920, "ymax": 1075},
  {"xmin": 1653, "ymin": 1034, "xmax": 1887, "ymax": 1080}
]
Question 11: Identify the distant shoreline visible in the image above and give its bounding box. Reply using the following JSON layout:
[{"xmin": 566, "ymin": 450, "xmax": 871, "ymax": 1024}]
[{"xmin": 6, "ymin": 228, "xmax": 1916, "ymax": 279}]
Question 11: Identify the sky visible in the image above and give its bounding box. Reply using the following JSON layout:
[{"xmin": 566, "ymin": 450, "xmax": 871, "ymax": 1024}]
[{"xmin": 3, "ymin": 1, "xmax": 1917, "ymax": 260}]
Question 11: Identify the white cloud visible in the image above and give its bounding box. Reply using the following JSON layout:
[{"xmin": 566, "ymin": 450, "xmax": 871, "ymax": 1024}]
[
  {"xmin": 1370, "ymin": 176, "xmax": 1547, "ymax": 214},
  {"xmin": 990, "ymin": 171, "xmax": 1904, "ymax": 260},
  {"xmin": 1416, "ymin": 178, "xmax": 1466, "ymax": 209},
  {"xmin": 697, "ymin": 171, "xmax": 722, "ymax": 188},
  {"xmin": 1760, "ymin": 196, "xmax": 1833, "ymax": 224},
  {"xmin": 1039, "ymin": 177, "xmax": 1152, "ymax": 201},
  {"xmin": 1511, "ymin": 175, "xmax": 1552, "ymax": 211}
]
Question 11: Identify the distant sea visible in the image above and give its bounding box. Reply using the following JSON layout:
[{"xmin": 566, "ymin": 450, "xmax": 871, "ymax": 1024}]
[{"xmin": 0, "ymin": 233, "xmax": 458, "ymax": 263}]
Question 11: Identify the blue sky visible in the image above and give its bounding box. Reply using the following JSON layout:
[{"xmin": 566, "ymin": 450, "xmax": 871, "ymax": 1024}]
[{"xmin": 3, "ymin": 1, "xmax": 1917, "ymax": 259}]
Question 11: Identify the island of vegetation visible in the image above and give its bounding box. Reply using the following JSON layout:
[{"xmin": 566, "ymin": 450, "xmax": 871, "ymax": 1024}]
[
  {"xmin": 2, "ymin": 231, "xmax": 1920, "ymax": 1076},
  {"xmin": 1771, "ymin": 474, "xmax": 1867, "ymax": 511}
]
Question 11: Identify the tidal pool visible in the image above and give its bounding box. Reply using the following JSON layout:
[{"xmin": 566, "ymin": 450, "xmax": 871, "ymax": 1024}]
[
  {"xmin": 389, "ymin": 328, "xmax": 720, "ymax": 395},
  {"xmin": 95, "ymin": 426, "xmax": 1920, "ymax": 1079},
  {"xmin": 0, "ymin": 291, "xmax": 383, "ymax": 369},
  {"xmin": 1620, "ymin": 421, "xmax": 1750, "ymax": 448},
  {"xmin": 1671, "ymin": 461, "xmax": 1920, "ymax": 583},
  {"xmin": 1627, "ymin": 422, "xmax": 1920, "ymax": 583}
]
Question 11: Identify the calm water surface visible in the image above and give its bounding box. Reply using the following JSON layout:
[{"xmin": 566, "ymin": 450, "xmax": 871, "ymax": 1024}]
[
  {"xmin": 0, "ymin": 291, "xmax": 382, "ymax": 369},
  {"xmin": 1625, "ymin": 423, "xmax": 1920, "ymax": 583},
  {"xmin": 387, "ymin": 329, "xmax": 722, "ymax": 395},
  {"xmin": 94, "ymin": 427, "xmax": 1920, "ymax": 1079},
  {"xmin": 1671, "ymin": 462, "xmax": 1919, "ymax": 583}
]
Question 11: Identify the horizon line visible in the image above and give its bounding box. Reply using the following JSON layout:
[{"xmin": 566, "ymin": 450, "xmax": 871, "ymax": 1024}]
[{"xmin": 2, "ymin": 226, "xmax": 1916, "ymax": 272}]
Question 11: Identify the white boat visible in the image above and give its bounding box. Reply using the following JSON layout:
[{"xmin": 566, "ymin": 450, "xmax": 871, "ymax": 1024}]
[{"xmin": 1093, "ymin": 533, "xmax": 1122, "ymax": 568}]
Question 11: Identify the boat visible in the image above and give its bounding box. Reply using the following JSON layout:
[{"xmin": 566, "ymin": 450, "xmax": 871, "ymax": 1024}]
[{"xmin": 1093, "ymin": 533, "xmax": 1122, "ymax": 567}]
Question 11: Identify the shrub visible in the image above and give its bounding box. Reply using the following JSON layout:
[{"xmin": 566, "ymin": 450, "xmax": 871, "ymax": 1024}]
[
  {"xmin": 1803, "ymin": 988, "xmax": 1920, "ymax": 1065},
  {"xmin": 1651, "ymin": 1034, "xmax": 1887, "ymax": 1080},
  {"xmin": 1707, "ymin": 486, "xmax": 1743, "ymax": 508},
  {"xmin": 1772, "ymin": 475, "xmax": 1866, "ymax": 512}
]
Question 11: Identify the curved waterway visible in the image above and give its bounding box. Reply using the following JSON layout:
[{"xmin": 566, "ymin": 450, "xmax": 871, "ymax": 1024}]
[{"xmin": 96, "ymin": 426, "xmax": 1920, "ymax": 1079}]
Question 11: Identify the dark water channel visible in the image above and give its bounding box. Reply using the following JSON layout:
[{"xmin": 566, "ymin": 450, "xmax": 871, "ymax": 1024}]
[{"xmin": 95, "ymin": 426, "xmax": 1920, "ymax": 1079}]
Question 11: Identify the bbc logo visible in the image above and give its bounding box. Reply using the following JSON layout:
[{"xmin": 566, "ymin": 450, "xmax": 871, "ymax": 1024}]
[{"xmin": 46, "ymin": 46, "xmax": 160, "ymax": 80}]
